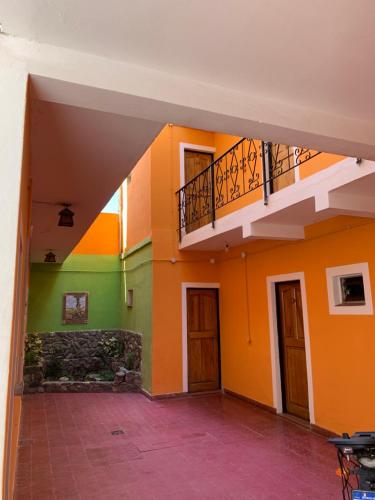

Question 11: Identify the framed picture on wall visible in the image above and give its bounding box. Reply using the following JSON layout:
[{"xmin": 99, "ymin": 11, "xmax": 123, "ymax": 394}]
[{"xmin": 62, "ymin": 292, "xmax": 89, "ymax": 324}]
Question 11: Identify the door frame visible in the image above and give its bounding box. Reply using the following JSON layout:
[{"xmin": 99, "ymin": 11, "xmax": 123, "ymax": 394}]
[
  {"xmin": 266, "ymin": 272, "xmax": 315, "ymax": 423},
  {"xmin": 179, "ymin": 143, "xmax": 216, "ymax": 188},
  {"xmin": 181, "ymin": 282, "xmax": 220, "ymax": 393}
]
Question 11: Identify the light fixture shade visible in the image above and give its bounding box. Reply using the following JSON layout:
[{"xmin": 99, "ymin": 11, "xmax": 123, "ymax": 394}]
[
  {"xmin": 58, "ymin": 207, "xmax": 74, "ymax": 227},
  {"xmin": 44, "ymin": 252, "xmax": 56, "ymax": 263}
]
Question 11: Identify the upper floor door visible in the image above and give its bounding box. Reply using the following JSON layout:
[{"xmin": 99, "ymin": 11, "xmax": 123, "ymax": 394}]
[
  {"xmin": 270, "ymin": 144, "xmax": 296, "ymax": 193},
  {"xmin": 184, "ymin": 150, "xmax": 213, "ymax": 233}
]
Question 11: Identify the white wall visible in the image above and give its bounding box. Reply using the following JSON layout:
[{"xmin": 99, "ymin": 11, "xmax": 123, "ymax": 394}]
[{"xmin": 0, "ymin": 66, "xmax": 28, "ymax": 499}]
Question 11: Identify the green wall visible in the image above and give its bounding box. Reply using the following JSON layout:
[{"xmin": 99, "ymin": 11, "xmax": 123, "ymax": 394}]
[
  {"xmin": 27, "ymin": 255, "xmax": 122, "ymax": 332},
  {"xmin": 121, "ymin": 239, "xmax": 153, "ymax": 392},
  {"xmin": 28, "ymin": 247, "xmax": 153, "ymax": 392}
]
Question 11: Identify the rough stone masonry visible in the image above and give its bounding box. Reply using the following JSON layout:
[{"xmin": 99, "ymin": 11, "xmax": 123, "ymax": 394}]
[{"xmin": 24, "ymin": 329, "xmax": 142, "ymax": 393}]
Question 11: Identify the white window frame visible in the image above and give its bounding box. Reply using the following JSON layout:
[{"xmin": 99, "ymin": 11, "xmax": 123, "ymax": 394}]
[{"xmin": 326, "ymin": 262, "xmax": 373, "ymax": 315}]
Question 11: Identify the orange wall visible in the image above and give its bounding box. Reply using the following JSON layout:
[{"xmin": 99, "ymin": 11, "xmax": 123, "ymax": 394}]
[
  {"xmin": 150, "ymin": 125, "xmax": 221, "ymax": 394},
  {"xmin": 299, "ymin": 151, "xmax": 345, "ymax": 179},
  {"xmin": 150, "ymin": 125, "xmax": 215, "ymax": 250},
  {"xmin": 152, "ymin": 209, "xmax": 375, "ymax": 431},
  {"xmin": 72, "ymin": 213, "xmax": 120, "ymax": 255},
  {"xmin": 5, "ymin": 97, "xmax": 32, "ymax": 499},
  {"xmin": 214, "ymin": 132, "xmax": 241, "ymax": 158},
  {"xmin": 129, "ymin": 124, "xmax": 368, "ymax": 436},
  {"xmin": 126, "ymin": 149, "xmax": 152, "ymax": 250},
  {"xmin": 152, "ymin": 260, "xmax": 219, "ymax": 395},
  {"xmin": 219, "ymin": 216, "xmax": 375, "ymax": 435}
]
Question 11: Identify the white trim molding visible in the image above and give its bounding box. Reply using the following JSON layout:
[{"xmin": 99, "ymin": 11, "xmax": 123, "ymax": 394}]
[
  {"xmin": 326, "ymin": 262, "xmax": 373, "ymax": 315},
  {"xmin": 181, "ymin": 282, "xmax": 220, "ymax": 393},
  {"xmin": 266, "ymin": 272, "xmax": 315, "ymax": 423}
]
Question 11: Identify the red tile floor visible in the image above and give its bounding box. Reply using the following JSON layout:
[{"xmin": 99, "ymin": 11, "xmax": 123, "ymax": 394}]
[{"xmin": 14, "ymin": 393, "xmax": 341, "ymax": 499}]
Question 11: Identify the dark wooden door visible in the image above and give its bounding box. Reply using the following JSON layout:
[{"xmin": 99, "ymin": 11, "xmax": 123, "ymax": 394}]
[
  {"xmin": 187, "ymin": 289, "xmax": 220, "ymax": 392},
  {"xmin": 184, "ymin": 150, "xmax": 213, "ymax": 233},
  {"xmin": 276, "ymin": 281, "xmax": 309, "ymax": 420}
]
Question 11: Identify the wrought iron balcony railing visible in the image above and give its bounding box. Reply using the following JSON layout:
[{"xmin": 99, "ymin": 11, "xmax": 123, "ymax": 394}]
[{"xmin": 176, "ymin": 138, "xmax": 321, "ymax": 240}]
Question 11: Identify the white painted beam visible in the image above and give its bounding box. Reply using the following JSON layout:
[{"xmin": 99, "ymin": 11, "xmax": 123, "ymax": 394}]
[
  {"xmin": 316, "ymin": 191, "xmax": 375, "ymax": 217},
  {"xmin": 314, "ymin": 191, "xmax": 330, "ymax": 212},
  {"xmin": 2, "ymin": 35, "xmax": 375, "ymax": 160},
  {"xmin": 243, "ymin": 222, "xmax": 305, "ymax": 240}
]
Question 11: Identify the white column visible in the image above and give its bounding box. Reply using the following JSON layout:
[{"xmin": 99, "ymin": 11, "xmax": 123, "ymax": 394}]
[{"xmin": 0, "ymin": 66, "xmax": 28, "ymax": 499}]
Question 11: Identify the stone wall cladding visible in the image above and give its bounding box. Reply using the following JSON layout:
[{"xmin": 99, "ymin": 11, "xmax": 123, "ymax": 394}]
[
  {"xmin": 121, "ymin": 330, "xmax": 142, "ymax": 371},
  {"xmin": 24, "ymin": 329, "xmax": 142, "ymax": 393},
  {"xmin": 43, "ymin": 381, "xmax": 113, "ymax": 393},
  {"xmin": 39, "ymin": 329, "xmax": 142, "ymax": 375}
]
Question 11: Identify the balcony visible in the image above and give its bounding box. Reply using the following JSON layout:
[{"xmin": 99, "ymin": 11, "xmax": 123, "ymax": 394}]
[{"xmin": 177, "ymin": 138, "xmax": 375, "ymax": 250}]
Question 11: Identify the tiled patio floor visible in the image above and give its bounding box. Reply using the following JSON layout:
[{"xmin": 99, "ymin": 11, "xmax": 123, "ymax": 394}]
[{"xmin": 14, "ymin": 393, "xmax": 341, "ymax": 499}]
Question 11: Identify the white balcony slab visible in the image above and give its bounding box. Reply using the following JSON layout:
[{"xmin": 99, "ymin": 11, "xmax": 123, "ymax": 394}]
[{"xmin": 180, "ymin": 158, "xmax": 375, "ymax": 251}]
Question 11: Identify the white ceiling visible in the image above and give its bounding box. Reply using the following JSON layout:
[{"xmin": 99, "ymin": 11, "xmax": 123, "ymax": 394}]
[
  {"xmin": 2, "ymin": 0, "xmax": 375, "ymax": 122},
  {"xmin": 30, "ymin": 100, "xmax": 162, "ymax": 262}
]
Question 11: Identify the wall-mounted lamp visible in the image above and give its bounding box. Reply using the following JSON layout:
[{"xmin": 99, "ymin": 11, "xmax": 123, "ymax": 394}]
[
  {"xmin": 58, "ymin": 205, "xmax": 75, "ymax": 227},
  {"xmin": 44, "ymin": 251, "xmax": 56, "ymax": 263}
]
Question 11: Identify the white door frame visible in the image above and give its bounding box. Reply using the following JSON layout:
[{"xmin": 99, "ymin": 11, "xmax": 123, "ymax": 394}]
[
  {"xmin": 181, "ymin": 282, "xmax": 220, "ymax": 393},
  {"xmin": 179, "ymin": 143, "xmax": 216, "ymax": 188},
  {"xmin": 266, "ymin": 272, "xmax": 315, "ymax": 423}
]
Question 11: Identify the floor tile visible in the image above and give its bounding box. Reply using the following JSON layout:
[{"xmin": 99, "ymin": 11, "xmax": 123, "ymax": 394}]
[{"xmin": 14, "ymin": 393, "xmax": 341, "ymax": 499}]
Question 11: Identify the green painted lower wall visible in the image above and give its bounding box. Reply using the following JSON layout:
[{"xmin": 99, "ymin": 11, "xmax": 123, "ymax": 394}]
[
  {"xmin": 27, "ymin": 255, "xmax": 122, "ymax": 332},
  {"xmin": 121, "ymin": 240, "xmax": 153, "ymax": 392}
]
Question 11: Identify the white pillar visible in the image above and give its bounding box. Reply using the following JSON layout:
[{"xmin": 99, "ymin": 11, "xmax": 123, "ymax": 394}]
[{"xmin": 0, "ymin": 66, "xmax": 28, "ymax": 499}]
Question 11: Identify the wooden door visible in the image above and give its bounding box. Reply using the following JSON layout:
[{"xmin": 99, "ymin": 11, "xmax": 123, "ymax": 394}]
[
  {"xmin": 271, "ymin": 144, "xmax": 295, "ymax": 192},
  {"xmin": 184, "ymin": 150, "xmax": 213, "ymax": 233},
  {"xmin": 187, "ymin": 289, "xmax": 220, "ymax": 392},
  {"xmin": 276, "ymin": 281, "xmax": 309, "ymax": 420}
]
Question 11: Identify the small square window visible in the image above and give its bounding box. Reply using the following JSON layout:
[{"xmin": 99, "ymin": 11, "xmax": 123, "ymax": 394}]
[
  {"xmin": 127, "ymin": 289, "xmax": 133, "ymax": 308},
  {"xmin": 326, "ymin": 263, "xmax": 373, "ymax": 315},
  {"xmin": 339, "ymin": 274, "xmax": 365, "ymax": 305}
]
